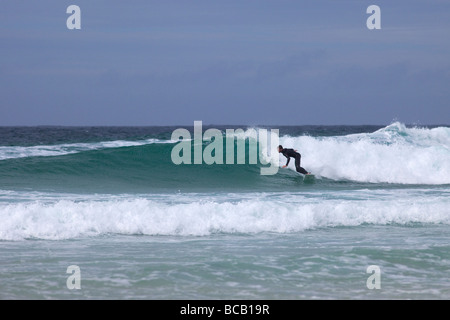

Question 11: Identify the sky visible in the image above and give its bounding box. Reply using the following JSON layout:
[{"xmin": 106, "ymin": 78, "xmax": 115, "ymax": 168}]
[{"xmin": 1, "ymin": 0, "xmax": 450, "ymax": 126}]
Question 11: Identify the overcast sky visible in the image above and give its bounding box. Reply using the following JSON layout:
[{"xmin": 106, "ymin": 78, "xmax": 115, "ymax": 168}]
[{"xmin": 1, "ymin": 0, "xmax": 449, "ymax": 126}]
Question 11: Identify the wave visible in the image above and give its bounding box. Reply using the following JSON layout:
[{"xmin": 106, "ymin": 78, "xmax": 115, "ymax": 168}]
[
  {"xmin": 0, "ymin": 190, "xmax": 448, "ymax": 240},
  {"xmin": 0, "ymin": 122, "xmax": 449, "ymax": 191}
]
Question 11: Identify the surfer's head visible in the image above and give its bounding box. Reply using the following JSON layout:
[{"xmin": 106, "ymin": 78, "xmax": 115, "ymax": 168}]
[{"xmin": 278, "ymin": 145, "xmax": 283, "ymax": 153}]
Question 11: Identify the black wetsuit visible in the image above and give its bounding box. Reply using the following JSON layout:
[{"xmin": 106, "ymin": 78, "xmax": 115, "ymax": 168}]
[{"xmin": 281, "ymin": 148, "xmax": 308, "ymax": 175}]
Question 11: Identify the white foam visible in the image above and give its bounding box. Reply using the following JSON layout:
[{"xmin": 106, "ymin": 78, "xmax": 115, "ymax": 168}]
[
  {"xmin": 0, "ymin": 138, "xmax": 176, "ymax": 161},
  {"xmin": 0, "ymin": 191, "xmax": 448, "ymax": 240},
  {"xmin": 279, "ymin": 122, "xmax": 450, "ymax": 184}
]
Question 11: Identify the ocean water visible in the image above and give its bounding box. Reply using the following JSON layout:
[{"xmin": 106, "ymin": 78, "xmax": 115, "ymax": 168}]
[{"xmin": 0, "ymin": 122, "xmax": 449, "ymax": 299}]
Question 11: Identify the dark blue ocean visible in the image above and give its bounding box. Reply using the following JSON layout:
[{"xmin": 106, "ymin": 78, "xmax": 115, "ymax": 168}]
[{"xmin": 0, "ymin": 123, "xmax": 449, "ymax": 299}]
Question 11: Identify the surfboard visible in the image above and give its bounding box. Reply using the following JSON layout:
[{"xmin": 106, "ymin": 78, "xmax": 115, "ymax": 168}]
[{"xmin": 303, "ymin": 174, "xmax": 315, "ymax": 183}]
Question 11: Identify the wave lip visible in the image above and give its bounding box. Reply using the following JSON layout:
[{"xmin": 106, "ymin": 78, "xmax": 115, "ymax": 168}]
[{"xmin": 0, "ymin": 138, "xmax": 176, "ymax": 161}]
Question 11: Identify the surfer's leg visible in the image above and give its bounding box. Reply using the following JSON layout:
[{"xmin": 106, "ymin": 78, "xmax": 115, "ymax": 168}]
[
  {"xmin": 295, "ymin": 154, "xmax": 309, "ymax": 174},
  {"xmin": 297, "ymin": 166, "xmax": 308, "ymax": 174}
]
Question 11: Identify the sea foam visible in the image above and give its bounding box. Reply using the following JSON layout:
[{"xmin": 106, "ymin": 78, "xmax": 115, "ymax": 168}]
[
  {"xmin": 1, "ymin": 190, "xmax": 448, "ymax": 240},
  {"xmin": 279, "ymin": 123, "xmax": 450, "ymax": 184}
]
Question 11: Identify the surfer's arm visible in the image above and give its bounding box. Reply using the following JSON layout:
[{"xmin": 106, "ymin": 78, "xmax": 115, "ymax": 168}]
[{"xmin": 284, "ymin": 155, "xmax": 290, "ymax": 167}]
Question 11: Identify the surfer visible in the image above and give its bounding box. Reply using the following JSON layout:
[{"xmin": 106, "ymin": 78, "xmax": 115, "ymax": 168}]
[{"xmin": 278, "ymin": 145, "xmax": 310, "ymax": 175}]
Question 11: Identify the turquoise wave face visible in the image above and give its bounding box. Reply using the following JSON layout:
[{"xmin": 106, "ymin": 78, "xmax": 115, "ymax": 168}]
[{"xmin": 0, "ymin": 142, "xmax": 282, "ymax": 193}]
